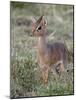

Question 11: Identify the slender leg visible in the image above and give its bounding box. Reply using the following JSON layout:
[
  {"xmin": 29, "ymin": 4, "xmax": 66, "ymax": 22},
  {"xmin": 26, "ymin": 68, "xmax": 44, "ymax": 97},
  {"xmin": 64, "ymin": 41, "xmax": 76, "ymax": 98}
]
[
  {"xmin": 44, "ymin": 68, "xmax": 49, "ymax": 84},
  {"xmin": 56, "ymin": 61, "xmax": 65, "ymax": 75},
  {"xmin": 60, "ymin": 62, "xmax": 65, "ymax": 72},
  {"xmin": 41, "ymin": 66, "xmax": 49, "ymax": 85}
]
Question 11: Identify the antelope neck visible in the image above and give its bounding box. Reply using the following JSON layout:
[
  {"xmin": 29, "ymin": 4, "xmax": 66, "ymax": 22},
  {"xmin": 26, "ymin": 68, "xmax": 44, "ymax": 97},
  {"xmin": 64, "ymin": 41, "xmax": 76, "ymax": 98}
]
[{"xmin": 37, "ymin": 35, "xmax": 47, "ymax": 54}]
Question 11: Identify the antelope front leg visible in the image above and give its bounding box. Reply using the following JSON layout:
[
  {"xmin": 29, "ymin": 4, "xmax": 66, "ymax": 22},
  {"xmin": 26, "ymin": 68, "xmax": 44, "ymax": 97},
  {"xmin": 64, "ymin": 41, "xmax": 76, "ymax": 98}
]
[{"xmin": 41, "ymin": 66, "xmax": 49, "ymax": 85}]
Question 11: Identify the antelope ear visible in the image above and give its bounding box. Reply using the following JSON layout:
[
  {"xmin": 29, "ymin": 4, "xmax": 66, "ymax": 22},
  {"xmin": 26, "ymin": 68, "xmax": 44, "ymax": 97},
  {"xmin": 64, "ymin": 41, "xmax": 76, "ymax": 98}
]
[
  {"xmin": 41, "ymin": 16, "xmax": 47, "ymax": 26},
  {"xmin": 31, "ymin": 17, "xmax": 36, "ymax": 33},
  {"xmin": 31, "ymin": 17, "xmax": 36, "ymax": 24}
]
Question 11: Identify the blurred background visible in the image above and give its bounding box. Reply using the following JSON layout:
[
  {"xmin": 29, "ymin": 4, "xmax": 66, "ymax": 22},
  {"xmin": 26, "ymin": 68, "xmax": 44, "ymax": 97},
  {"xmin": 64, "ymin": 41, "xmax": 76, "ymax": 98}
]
[{"xmin": 10, "ymin": 1, "xmax": 74, "ymax": 98}]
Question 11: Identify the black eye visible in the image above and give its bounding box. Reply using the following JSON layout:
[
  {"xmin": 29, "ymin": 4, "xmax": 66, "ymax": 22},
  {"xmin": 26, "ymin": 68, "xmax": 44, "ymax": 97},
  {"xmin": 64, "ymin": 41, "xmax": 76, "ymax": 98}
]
[
  {"xmin": 38, "ymin": 26, "xmax": 41, "ymax": 30},
  {"xmin": 37, "ymin": 26, "xmax": 41, "ymax": 31}
]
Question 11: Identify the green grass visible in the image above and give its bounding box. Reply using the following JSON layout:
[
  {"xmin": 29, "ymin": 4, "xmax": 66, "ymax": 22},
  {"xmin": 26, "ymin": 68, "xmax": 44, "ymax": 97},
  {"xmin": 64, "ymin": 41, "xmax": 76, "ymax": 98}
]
[
  {"xmin": 10, "ymin": 50, "xmax": 74, "ymax": 98},
  {"xmin": 10, "ymin": 2, "xmax": 74, "ymax": 98}
]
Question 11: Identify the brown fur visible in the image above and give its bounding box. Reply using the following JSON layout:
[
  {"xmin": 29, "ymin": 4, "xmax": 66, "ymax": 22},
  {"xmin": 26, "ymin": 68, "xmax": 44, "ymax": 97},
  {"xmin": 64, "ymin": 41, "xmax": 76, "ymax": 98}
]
[{"xmin": 32, "ymin": 16, "xmax": 67, "ymax": 84}]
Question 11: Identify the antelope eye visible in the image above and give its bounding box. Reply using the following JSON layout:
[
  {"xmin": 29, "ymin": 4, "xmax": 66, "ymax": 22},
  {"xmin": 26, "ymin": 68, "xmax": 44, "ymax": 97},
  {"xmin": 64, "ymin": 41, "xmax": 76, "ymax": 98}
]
[
  {"xmin": 38, "ymin": 26, "xmax": 41, "ymax": 30},
  {"xmin": 37, "ymin": 26, "xmax": 41, "ymax": 31}
]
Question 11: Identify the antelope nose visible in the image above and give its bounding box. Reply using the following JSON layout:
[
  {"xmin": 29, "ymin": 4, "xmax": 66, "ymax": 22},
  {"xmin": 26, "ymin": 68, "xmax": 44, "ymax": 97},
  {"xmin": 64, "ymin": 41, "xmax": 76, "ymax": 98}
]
[{"xmin": 30, "ymin": 33, "xmax": 33, "ymax": 36}]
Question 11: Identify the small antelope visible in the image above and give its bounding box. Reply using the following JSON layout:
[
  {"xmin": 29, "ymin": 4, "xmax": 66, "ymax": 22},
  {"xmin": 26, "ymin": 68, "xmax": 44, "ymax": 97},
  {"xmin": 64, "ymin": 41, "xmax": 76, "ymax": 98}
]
[{"xmin": 31, "ymin": 15, "xmax": 67, "ymax": 84}]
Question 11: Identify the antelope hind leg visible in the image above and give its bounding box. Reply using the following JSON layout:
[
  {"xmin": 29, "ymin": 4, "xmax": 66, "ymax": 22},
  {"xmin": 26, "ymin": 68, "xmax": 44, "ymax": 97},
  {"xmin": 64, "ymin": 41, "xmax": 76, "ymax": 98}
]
[{"xmin": 56, "ymin": 61, "xmax": 65, "ymax": 75}]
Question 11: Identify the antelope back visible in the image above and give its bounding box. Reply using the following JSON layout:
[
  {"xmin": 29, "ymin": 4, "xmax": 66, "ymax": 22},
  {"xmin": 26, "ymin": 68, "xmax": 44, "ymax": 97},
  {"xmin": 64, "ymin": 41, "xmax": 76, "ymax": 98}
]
[
  {"xmin": 32, "ymin": 15, "xmax": 47, "ymax": 36},
  {"xmin": 49, "ymin": 43, "xmax": 67, "ymax": 65}
]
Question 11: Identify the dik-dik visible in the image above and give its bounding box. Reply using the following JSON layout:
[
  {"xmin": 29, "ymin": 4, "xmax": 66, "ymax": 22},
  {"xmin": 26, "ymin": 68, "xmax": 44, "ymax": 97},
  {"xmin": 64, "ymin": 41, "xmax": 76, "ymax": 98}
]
[{"xmin": 31, "ymin": 15, "xmax": 67, "ymax": 84}]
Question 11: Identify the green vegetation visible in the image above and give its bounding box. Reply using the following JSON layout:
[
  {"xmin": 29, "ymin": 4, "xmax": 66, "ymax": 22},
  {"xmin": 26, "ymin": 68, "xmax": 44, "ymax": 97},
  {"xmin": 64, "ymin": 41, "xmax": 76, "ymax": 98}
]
[{"xmin": 10, "ymin": 2, "xmax": 74, "ymax": 98}]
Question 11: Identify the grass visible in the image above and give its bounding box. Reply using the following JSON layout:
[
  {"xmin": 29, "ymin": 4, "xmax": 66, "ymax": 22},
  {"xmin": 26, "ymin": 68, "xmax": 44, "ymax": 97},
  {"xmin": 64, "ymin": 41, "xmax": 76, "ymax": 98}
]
[
  {"xmin": 10, "ymin": 2, "xmax": 74, "ymax": 98},
  {"xmin": 10, "ymin": 51, "xmax": 74, "ymax": 98}
]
